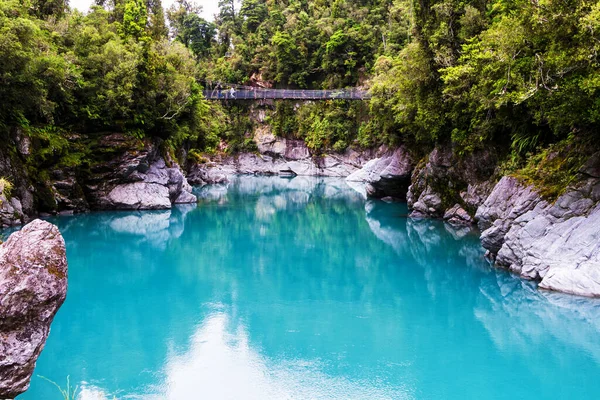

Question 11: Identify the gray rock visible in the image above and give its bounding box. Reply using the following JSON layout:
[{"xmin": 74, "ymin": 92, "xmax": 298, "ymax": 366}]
[
  {"xmin": 0, "ymin": 195, "xmax": 24, "ymax": 228},
  {"xmin": 580, "ymin": 151, "xmax": 600, "ymax": 178},
  {"xmin": 0, "ymin": 220, "xmax": 68, "ymax": 398},
  {"xmin": 407, "ymin": 147, "xmax": 497, "ymax": 221},
  {"xmin": 188, "ymin": 145, "xmax": 381, "ymax": 182},
  {"xmin": 346, "ymin": 146, "xmax": 414, "ymax": 199},
  {"xmin": 475, "ymin": 170, "xmax": 600, "ymax": 297},
  {"xmin": 90, "ymin": 145, "xmax": 197, "ymax": 210},
  {"xmin": 443, "ymin": 204, "xmax": 474, "ymax": 225},
  {"xmin": 475, "ymin": 176, "xmax": 547, "ymax": 253},
  {"xmin": 107, "ymin": 182, "xmax": 172, "ymax": 210},
  {"xmin": 410, "ymin": 187, "xmax": 443, "ymax": 218}
]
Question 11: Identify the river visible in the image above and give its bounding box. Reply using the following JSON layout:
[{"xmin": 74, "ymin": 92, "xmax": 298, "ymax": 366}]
[{"xmin": 17, "ymin": 176, "xmax": 600, "ymax": 399}]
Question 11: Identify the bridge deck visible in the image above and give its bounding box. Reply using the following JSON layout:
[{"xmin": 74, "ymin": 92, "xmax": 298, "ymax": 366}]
[{"xmin": 203, "ymin": 86, "xmax": 370, "ymax": 101}]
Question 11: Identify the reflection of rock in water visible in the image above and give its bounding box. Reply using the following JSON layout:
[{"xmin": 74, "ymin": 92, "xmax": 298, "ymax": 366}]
[
  {"xmin": 194, "ymin": 176, "xmax": 364, "ymax": 209},
  {"xmin": 365, "ymin": 197, "xmax": 600, "ymax": 366},
  {"xmin": 476, "ymin": 270, "xmax": 600, "ymax": 363},
  {"xmin": 364, "ymin": 200, "xmax": 410, "ymax": 255},
  {"xmin": 104, "ymin": 204, "xmax": 196, "ymax": 249}
]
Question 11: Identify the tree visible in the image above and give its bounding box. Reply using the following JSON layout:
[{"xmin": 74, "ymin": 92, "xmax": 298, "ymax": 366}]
[
  {"xmin": 147, "ymin": 0, "xmax": 168, "ymax": 40},
  {"xmin": 168, "ymin": 0, "xmax": 216, "ymax": 59},
  {"xmin": 120, "ymin": 0, "xmax": 148, "ymax": 41}
]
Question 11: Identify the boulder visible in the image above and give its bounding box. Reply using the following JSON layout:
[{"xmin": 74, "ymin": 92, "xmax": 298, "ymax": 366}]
[
  {"xmin": 475, "ymin": 176, "xmax": 547, "ymax": 253},
  {"xmin": 443, "ymin": 204, "xmax": 474, "ymax": 226},
  {"xmin": 0, "ymin": 220, "xmax": 68, "ymax": 398},
  {"xmin": 87, "ymin": 138, "xmax": 197, "ymax": 210},
  {"xmin": 346, "ymin": 146, "xmax": 414, "ymax": 199}
]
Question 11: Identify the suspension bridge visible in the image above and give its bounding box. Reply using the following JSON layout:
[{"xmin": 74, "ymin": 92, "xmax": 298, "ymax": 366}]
[{"xmin": 202, "ymin": 83, "xmax": 371, "ymax": 101}]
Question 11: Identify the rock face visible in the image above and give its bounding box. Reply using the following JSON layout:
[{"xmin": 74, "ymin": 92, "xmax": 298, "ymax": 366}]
[
  {"xmin": 346, "ymin": 146, "xmax": 414, "ymax": 199},
  {"xmin": 407, "ymin": 147, "xmax": 497, "ymax": 224},
  {"xmin": 476, "ymin": 176, "xmax": 547, "ymax": 253},
  {"xmin": 85, "ymin": 134, "xmax": 197, "ymax": 210},
  {"xmin": 0, "ymin": 132, "xmax": 35, "ymax": 228},
  {"xmin": 0, "ymin": 195, "xmax": 24, "ymax": 228},
  {"xmin": 188, "ymin": 128, "xmax": 384, "ymax": 185},
  {"xmin": 475, "ymin": 155, "xmax": 600, "ymax": 297},
  {"xmin": 0, "ymin": 220, "xmax": 68, "ymax": 398}
]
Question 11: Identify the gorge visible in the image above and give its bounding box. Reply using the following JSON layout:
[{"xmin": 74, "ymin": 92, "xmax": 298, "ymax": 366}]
[{"xmin": 2, "ymin": 0, "xmax": 600, "ymax": 397}]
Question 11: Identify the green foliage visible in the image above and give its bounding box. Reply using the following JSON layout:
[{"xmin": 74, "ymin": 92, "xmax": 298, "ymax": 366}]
[
  {"xmin": 0, "ymin": 177, "xmax": 13, "ymax": 199},
  {"xmin": 167, "ymin": 0, "xmax": 216, "ymax": 59},
  {"xmin": 271, "ymin": 101, "xmax": 298, "ymax": 138},
  {"xmin": 1, "ymin": 0, "xmax": 598, "ymax": 199},
  {"xmin": 121, "ymin": 0, "xmax": 149, "ymax": 41},
  {"xmin": 506, "ymin": 136, "xmax": 593, "ymax": 200},
  {"xmin": 0, "ymin": 0, "xmax": 213, "ymax": 149},
  {"xmin": 297, "ymin": 101, "xmax": 365, "ymax": 153}
]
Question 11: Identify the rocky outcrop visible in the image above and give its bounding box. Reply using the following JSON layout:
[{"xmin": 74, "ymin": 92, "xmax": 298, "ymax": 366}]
[
  {"xmin": 0, "ymin": 131, "xmax": 35, "ymax": 228},
  {"xmin": 475, "ymin": 154, "xmax": 600, "ymax": 297},
  {"xmin": 188, "ymin": 128, "xmax": 384, "ymax": 184},
  {"xmin": 476, "ymin": 176, "xmax": 547, "ymax": 253},
  {"xmin": 407, "ymin": 147, "xmax": 497, "ymax": 224},
  {"xmin": 346, "ymin": 146, "xmax": 414, "ymax": 199},
  {"xmin": 0, "ymin": 220, "xmax": 68, "ymax": 398},
  {"xmin": 0, "ymin": 195, "xmax": 25, "ymax": 228},
  {"xmin": 85, "ymin": 134, "xmax": 196, "ymax": 210}
]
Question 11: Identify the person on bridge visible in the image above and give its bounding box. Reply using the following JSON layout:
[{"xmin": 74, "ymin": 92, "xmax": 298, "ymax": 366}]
[{"xmin": 229, "ymin": 87, "xmax": 236, "ymax": 99}]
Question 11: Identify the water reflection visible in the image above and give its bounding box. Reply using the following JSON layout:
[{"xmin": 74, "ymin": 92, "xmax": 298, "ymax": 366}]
[{"xmin": 15, "ymin": 176, "xmax": 600, "ymax": 400}]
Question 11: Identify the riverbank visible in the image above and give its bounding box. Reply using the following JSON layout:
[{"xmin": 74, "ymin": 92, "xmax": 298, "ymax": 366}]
[
  {"xmin": 187, "ymin": 129, "xmax": 600, "ymax": 298},
  {"xmin": 2, "ymin": 123, "xmax": 600, "ymax": 298}
]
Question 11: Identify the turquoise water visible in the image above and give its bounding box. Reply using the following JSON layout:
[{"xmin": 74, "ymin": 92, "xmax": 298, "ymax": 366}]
[{"xmin": 13, "ymin": 176, "xmax": 600, "ymax": 399}]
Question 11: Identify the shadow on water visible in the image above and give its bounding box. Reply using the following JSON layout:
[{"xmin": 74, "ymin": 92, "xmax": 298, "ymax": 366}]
[{"xmin": 11, "ymin": 176, "xmax": 600, "ymax": 399}]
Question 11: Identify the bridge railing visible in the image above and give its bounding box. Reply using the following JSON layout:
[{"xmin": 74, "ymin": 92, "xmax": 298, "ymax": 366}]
[{"xmin": 202, "ymin": 85, "xmax": 371, "ymax": 101}]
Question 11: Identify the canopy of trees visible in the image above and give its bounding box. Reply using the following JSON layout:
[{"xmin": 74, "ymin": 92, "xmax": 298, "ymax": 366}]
[
  {"xmin": 1, "ymin": 0, "xmax": 599, "ymax": 164},
  {"xmin": 0, "ymin": 0, "xmax": 209, "ymax": 147}
]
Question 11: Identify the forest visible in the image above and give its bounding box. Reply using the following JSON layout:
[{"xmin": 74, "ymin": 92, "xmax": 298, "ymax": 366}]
[{"xmin": 2, "ymin": 0, "xmax": 600, "ymax": 197}]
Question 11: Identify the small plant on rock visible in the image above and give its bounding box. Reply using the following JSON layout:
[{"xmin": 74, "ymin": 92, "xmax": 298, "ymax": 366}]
[{"xmin": 0, "ymin": 177, "xmax": 13, "ymax": 203}]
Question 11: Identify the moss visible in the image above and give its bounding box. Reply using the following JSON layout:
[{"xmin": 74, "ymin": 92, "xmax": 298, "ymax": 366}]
[
  {"xmin": 46, "ymin": 263, "xmax": 66, "ymax": 280},
  {"xmin": 188, "ymin": 149, "xmax": 209, "ymax": 164},
  {"xmin": 505, "ymin": 135, "xmax": 595, "ymax": 201}
]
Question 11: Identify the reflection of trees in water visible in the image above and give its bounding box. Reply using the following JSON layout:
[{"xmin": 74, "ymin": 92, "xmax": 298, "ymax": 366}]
[{"xmin": 29, "ymin": 176, "xmax": 600, "ymax": 399}]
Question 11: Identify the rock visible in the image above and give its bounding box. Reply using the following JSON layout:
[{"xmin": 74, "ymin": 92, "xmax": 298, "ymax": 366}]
[
  {"xmin": 474, "ymin": 169, "xmax": 600, "ymax": 297},
  {"xmin": 410, "ymin": 187, "xmax": 443, "ymax": 218},
  {"xmin": 580, "ymin": 151, "xmax": 600, "ymax": 178},
  {"xmin": 188, "ymin": 144, "xmax": 382, "ymax": 182},
  {"xmin": 49, "ymin": 167, "xmax": 88, "ymax": 213},
  {"xmin": 107, "ymin": 182, "xmax": 172, "ymax": 210},
  {"xmin": 475, "ymin": 176, "xmax": 547, "ymax": 253},
  {"xmin": 443, "ymin": 204, "xmax": 473, "ymax": 225},
  {"xmin": 346, "ymin": 146, "xmax": 414, "ymax": 199},
  {"xmin": 407, "ymin": 147, "xmax": 497, "ymax": 221},
  {"xmin": 0, "ymin": 195, "xmax": 24, "ymax": 228},
  {"xmin": 0, "ymin": 142, "xmax": 35, "ymax": 228},
  {"xmin": 0, "ymin": 220, "xmax": 68, "ymax": 398},
  {"xmin": 87, "ymin": 136, "xmax": 197, "ymax": 210}
]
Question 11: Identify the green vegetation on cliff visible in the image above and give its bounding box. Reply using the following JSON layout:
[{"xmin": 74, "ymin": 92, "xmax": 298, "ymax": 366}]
[
  {"xmin": 0, "ymin": 0, "xmax": 208, "ymax": 147},
  {"xmin": 1, "ymin": 0, "xmax": 599, "ymax": 197}
]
